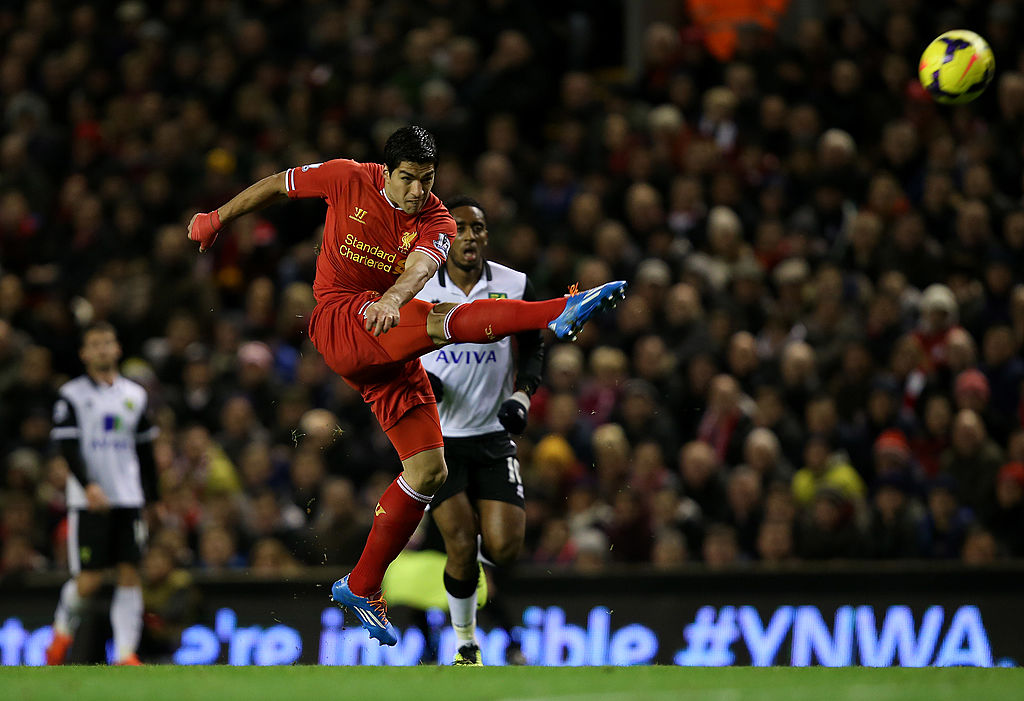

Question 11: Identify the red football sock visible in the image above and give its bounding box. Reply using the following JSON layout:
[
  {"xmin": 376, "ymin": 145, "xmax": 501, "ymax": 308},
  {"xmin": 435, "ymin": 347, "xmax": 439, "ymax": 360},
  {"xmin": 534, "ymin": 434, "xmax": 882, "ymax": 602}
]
[
  {"xmin": 445, "ymin": 298, "xmax": 566, "ymax": 343},
  {"xmin": 347, "ymin": 474, "xmax": 431, "ymax": 596}
]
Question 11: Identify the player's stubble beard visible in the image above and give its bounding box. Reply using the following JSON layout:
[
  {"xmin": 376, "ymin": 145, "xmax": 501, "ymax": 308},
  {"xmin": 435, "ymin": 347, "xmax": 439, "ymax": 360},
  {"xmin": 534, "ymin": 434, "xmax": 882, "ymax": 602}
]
[{"xmin": 449, "ymin": 255, "xmax": 482, "ymax": 275}]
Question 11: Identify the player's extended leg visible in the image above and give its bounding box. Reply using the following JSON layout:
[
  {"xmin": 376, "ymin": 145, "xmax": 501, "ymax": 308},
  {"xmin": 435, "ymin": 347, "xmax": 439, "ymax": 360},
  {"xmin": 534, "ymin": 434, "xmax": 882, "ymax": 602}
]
[
  {"xmin": 46, "ymin": 570, "xmax": 102, "ymax": 665},
  {"xmin": 443, "ymin": 279, "xmax": 628, "ymax": 343},
  {"xmin": 332, "ymin": 404, "xmax": 446, "ymax": 646},
  {"xmin": 431, "ymin": 492, "xmax": 483, "ymax": 665},
  {"xmin": 110, "ymin": 563, "xmax": 144, "ymax": 665},
  {"xmin": 374, "ymin": 280, "xmax": 628, "ymax": 364}
]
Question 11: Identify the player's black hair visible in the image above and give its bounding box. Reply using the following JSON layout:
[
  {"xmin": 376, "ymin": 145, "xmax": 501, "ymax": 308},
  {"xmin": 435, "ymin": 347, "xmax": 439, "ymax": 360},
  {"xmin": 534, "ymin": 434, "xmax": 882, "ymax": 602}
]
[
  {"xmin": 383, "ymin": 126, "xmax": 438, "ymax": 172},
  {"xmin": 81, "ymin": 320, "xmax": 117, "ymax": 345},
  {"xmin": 445, "ymin": 195, "xmax": 486, "ymax": 219}
]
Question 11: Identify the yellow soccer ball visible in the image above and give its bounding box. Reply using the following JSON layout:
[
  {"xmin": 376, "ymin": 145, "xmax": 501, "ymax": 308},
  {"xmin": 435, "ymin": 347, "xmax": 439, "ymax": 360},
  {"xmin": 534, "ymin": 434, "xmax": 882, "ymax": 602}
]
[{"xmin": 919, "ymin": 30, "xmax": 995, "ymax": 104}]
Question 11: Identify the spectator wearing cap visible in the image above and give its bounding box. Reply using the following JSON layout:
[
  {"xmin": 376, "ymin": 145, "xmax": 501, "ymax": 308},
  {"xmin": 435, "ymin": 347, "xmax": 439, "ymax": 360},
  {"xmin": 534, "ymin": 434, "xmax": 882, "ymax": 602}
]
[
  {"xmin": 919, "ymin": 475, "xmax": 975, "ymax": 559},
  {"xmin": 987, "ymin": 462, "xmax": 1024, "ymax": 556},
  {"xmin": 952, "ymin": 367, "xmax": 1013, "ymax": 445},
  {"xmin": 235, "ymin": 341, "xmax": 281, "ymax": 428},
  {"xmin": 940, "ymin": 409, "xmax": 1005, "ymax": 515},
  {"xmin": 873, "ymin": 429, "xmax": 921, "ymax": 489},
  {"xmin": 867, "ymin": 471, "xmax": 923, "ymax": 559},
  {"xmin": 913, "ymin": 284, "xmax": 961, "ymax": 373},
  {"xmin": 845, "ymin": 376, "xmax": 914, "ymax": 476}
]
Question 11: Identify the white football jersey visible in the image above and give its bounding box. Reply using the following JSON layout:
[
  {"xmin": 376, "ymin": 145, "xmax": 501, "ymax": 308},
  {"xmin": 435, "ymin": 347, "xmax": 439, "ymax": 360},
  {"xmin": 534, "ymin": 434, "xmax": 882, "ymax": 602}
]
[
  {"xmin": 51, "ymin": 375, "xmax": 158, "ymax": 508},
  {"xmin": 418, "ymin": 261, "xmax": 527, "ymax": 437}
]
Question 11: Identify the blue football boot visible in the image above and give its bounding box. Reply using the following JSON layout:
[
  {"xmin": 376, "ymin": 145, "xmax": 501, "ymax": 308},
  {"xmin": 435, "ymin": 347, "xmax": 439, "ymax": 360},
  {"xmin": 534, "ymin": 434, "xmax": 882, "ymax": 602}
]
[
  {"xmin": 331, "ymin": 574, "xmax": 398, "ymax": 646},
  {"xmin": 548, "ymin": 280, "xmax": 628, "ymax": 341}
]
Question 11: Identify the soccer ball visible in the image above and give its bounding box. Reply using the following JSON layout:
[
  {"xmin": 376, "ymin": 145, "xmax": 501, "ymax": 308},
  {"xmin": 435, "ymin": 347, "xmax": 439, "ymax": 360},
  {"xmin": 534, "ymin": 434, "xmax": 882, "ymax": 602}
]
[{"xmin": 918, "ymin": 30, "xmax": 995, "ymax": 104}]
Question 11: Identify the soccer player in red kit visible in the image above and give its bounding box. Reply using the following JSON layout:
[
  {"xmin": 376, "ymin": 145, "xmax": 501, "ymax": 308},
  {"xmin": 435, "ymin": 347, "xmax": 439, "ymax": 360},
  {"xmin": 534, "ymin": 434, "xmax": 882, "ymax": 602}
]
[{"xmin": 187, "ymin": 126, "xmax": 625, "ymax": 645}]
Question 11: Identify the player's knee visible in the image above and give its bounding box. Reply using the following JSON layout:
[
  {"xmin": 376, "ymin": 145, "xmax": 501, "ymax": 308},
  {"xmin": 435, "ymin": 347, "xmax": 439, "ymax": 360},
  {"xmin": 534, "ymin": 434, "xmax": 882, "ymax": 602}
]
[
  {"xmin": 426, "ymin": 303, "xmax": 458, "ymax": 346},
  {"xmin": 419, "ymin": 461, "xmax": 448, "ymax": 494},
  {"xmin": 447, "ymin": 529, "xmax": 478, "ymax": 565},
  {"xmin": 484, "ymin": 535, "xmax": 522, "ymax": 567}
]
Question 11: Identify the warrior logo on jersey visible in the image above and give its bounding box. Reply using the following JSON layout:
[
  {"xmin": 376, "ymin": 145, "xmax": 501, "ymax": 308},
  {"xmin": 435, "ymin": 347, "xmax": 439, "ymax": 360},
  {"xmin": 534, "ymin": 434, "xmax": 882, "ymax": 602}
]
[
  {"xmin": 300, "ymin": 163, "xmax": 323, "ymax": 172},
  {"xmin": 399, "ymin": 230, "xmax": 417, "ymax": 252}
]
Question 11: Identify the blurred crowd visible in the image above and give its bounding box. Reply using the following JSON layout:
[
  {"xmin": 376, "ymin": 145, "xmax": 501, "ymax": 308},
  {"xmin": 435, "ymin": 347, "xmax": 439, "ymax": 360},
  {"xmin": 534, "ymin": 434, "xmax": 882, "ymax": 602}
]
[{"xmin": 2, "ymin": 0, "xmax": 1024, "ymax": 589}]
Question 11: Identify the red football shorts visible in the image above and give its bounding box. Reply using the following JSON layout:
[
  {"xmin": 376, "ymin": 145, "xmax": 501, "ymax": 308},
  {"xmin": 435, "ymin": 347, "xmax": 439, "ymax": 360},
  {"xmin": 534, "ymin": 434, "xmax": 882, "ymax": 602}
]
[{"xmin": 308, "ymin": 291, "xmax": 443, "ymax": 457}]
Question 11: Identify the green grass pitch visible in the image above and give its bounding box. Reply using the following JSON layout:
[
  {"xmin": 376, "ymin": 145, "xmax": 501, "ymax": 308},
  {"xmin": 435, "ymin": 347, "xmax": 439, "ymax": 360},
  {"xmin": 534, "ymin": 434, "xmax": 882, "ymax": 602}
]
[{"xmin": 2, "ymin": 666, "xmax": 1022, "ymax": 701}]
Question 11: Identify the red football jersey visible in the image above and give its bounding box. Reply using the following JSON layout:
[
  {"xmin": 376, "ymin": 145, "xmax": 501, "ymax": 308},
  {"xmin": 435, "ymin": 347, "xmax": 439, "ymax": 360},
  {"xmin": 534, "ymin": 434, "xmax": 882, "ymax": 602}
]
[{"xmin": 285, "ymin": 159, "xmax": 455, "ymax": 301}]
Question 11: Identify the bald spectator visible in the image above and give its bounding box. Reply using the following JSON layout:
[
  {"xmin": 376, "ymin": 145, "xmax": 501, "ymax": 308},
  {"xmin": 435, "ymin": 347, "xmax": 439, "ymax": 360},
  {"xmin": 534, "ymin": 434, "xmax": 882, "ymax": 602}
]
[
  {"xmin": 726, "ymin": 331, "xmax": 763, "ymax": 394},
  {"xmin": 741, "ymin": 427, "xmax": 794, "ymax": 487},
  {"xmin": 779, "ymin": 341, "xmax": 819, "ymax": 419},
  {"xmin": 678, "ymin": 440, "xmax": 728, "ymax": 523}
]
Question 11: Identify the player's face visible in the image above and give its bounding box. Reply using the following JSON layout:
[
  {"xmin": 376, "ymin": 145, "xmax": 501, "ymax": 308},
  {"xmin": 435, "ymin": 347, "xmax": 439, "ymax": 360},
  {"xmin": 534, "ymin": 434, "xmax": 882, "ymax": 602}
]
[
  {"xmin": 80, "ymin": 329, "xmax": 121, "ymax": 373},
  {"xmin": 384, "ymin": 161, "xmax": 435, "ymax": 214},
  {"xmin": 449, "ymin": 205, "xmax": 488, "ymax": 271}
]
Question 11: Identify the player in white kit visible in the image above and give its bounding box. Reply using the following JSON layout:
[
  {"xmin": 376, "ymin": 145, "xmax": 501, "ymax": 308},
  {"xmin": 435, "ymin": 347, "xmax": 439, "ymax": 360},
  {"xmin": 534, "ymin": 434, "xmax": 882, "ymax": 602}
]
[
  {"xmin": 417, "ymin": 197, "xmax": 544, "ymax": 665},
  {"xmin": 45, "ymin": 322, "xmax": 159, "ymax": 665}
]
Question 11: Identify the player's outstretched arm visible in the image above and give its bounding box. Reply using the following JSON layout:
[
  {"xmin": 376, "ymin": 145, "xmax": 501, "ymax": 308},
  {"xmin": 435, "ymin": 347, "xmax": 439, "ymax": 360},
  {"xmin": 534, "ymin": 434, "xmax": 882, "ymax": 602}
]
[
  {"xmin": 187, "ymin": 171, "xmax": 288, "ymax": 252},
  {"xmin": 364, "ymin": 251, "xmax": 439, "ymax": 336}
]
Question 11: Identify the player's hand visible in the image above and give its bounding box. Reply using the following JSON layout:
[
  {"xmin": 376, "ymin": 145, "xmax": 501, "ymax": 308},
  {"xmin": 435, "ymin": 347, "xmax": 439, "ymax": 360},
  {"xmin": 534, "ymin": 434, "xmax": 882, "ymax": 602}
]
[
  {"xmin": 187, "ymin": 210, "xmax": 223, "ymax": 253},
  {"xmin": 85, "ymin": 483, "xmax": 110, "ymax": 511},
  {"xmin": 497, "ymin": 391, "xmax": 531, "ymax": 435},
  {"xmin": 426, "ymin": 371, "xmax": 444, "ymax": 402},
  {"xmin": 364, "ymin": 298, "xmax": 401, "ymax": 336}
]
